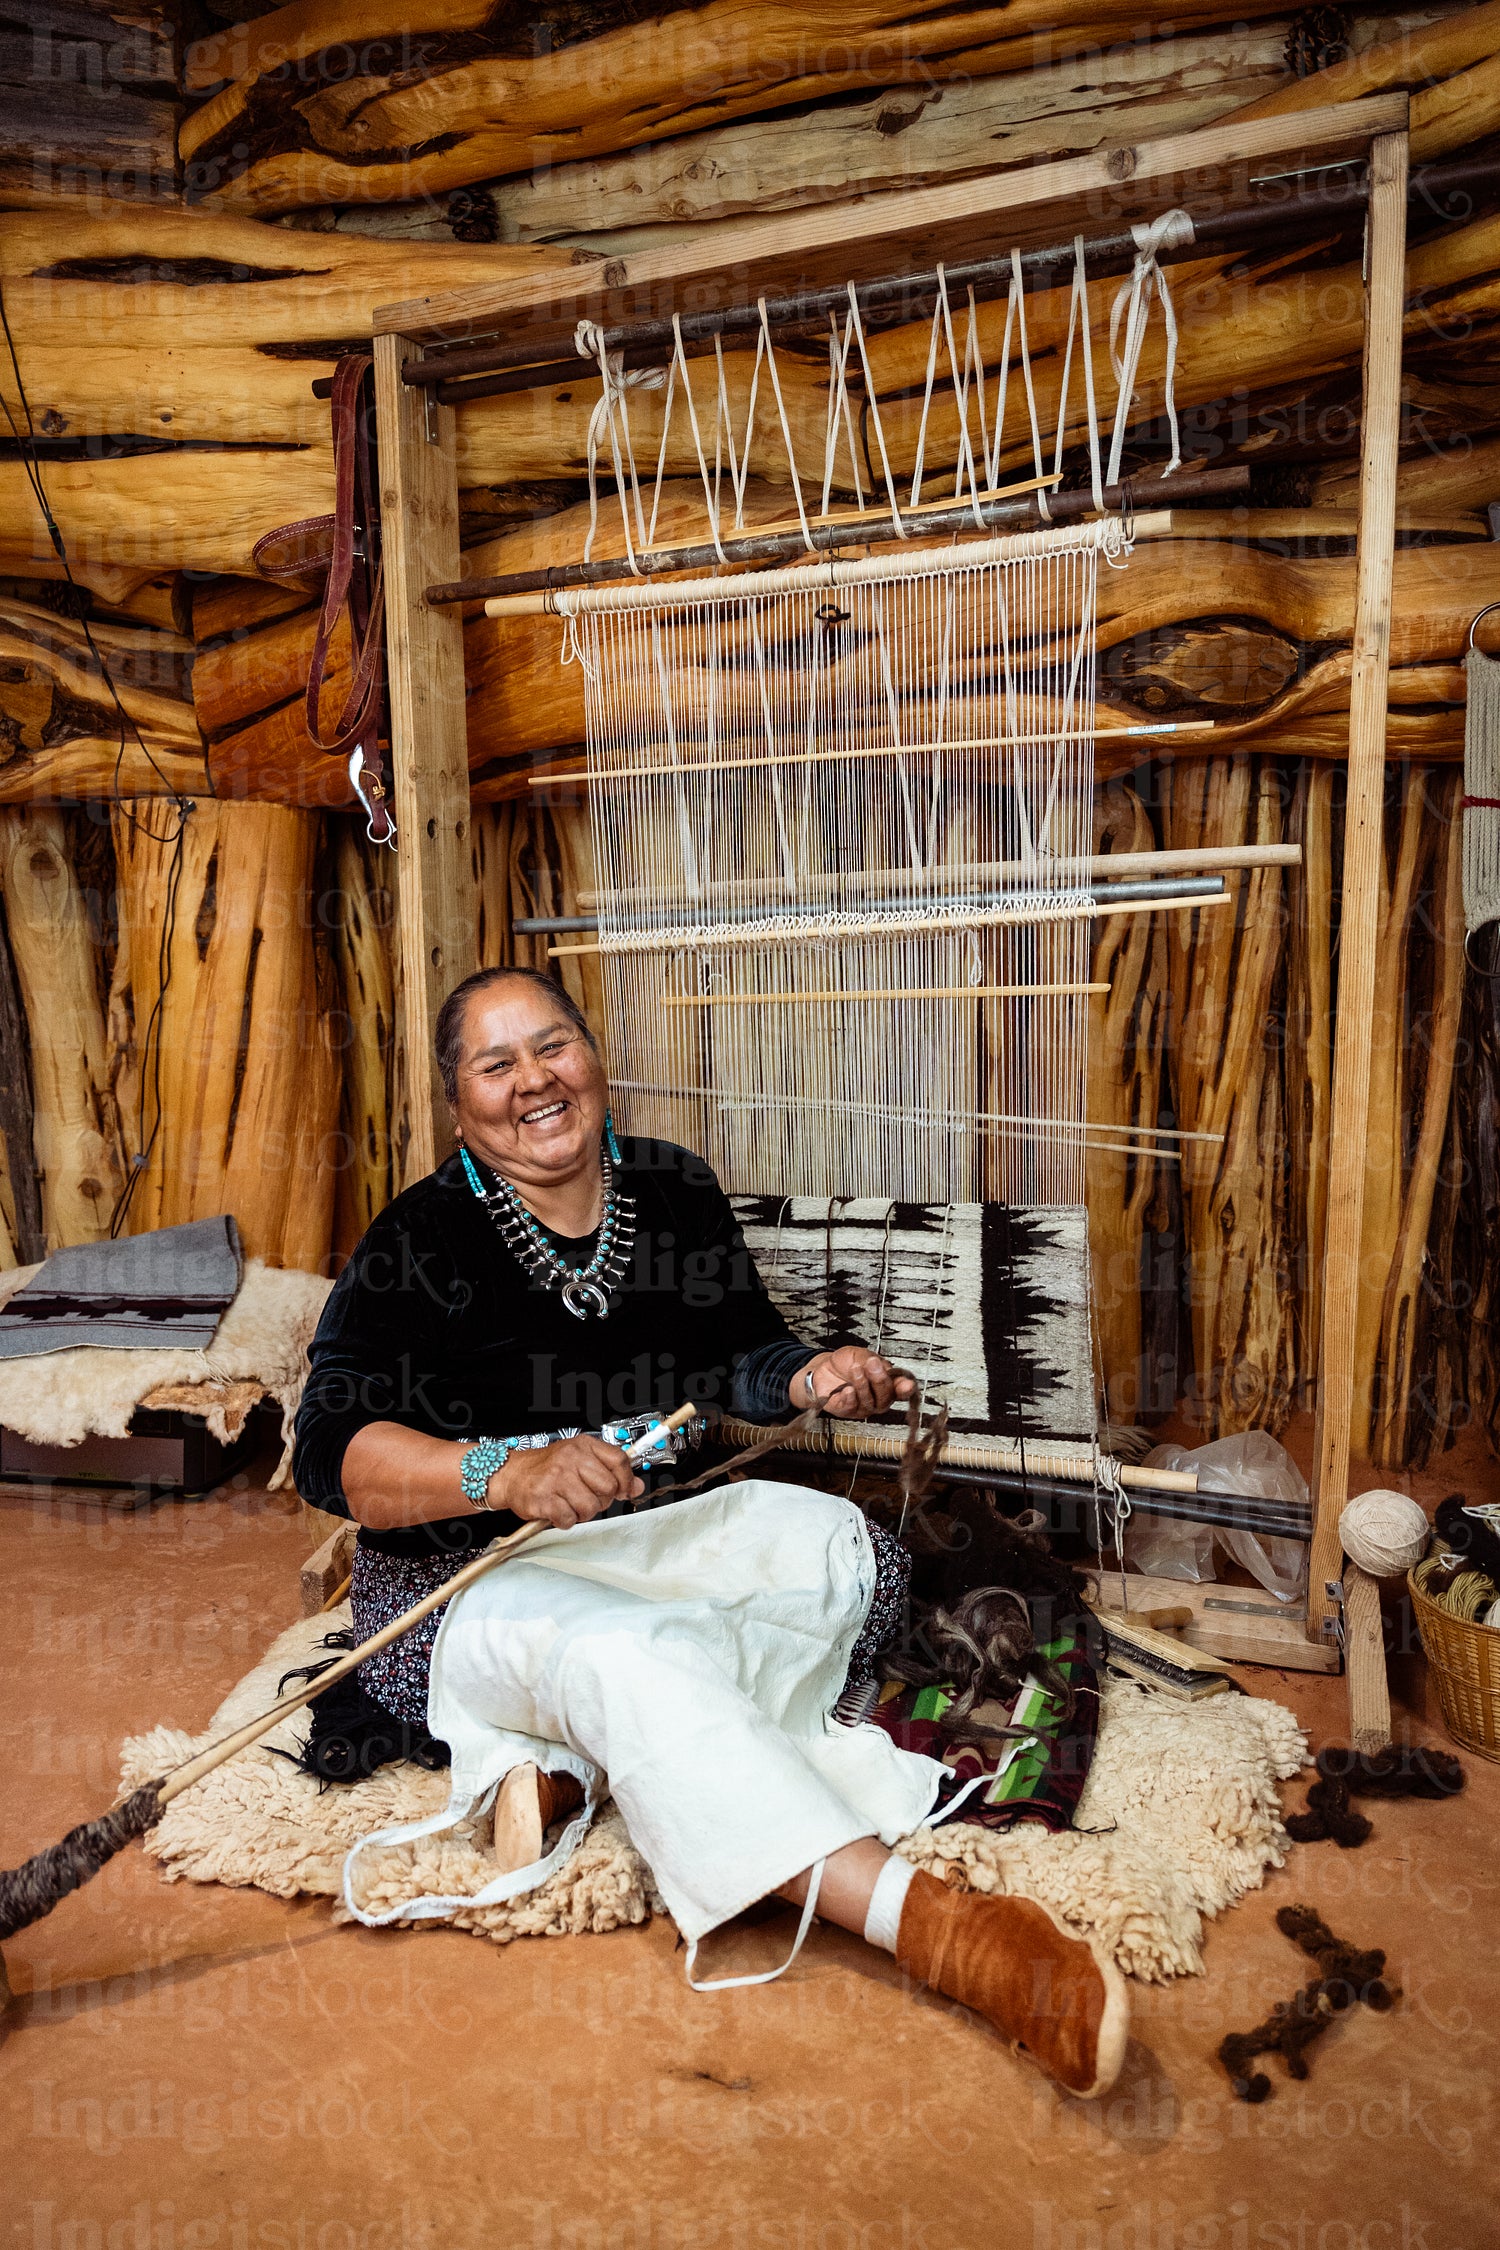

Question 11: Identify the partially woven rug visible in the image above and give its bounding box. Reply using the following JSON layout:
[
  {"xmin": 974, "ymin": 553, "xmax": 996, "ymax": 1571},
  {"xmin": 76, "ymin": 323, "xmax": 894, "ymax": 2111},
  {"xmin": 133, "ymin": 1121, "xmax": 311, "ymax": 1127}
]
[{"xmin": 120, "ymin": 1610, "xmax": 1308, "ymax": 1982}]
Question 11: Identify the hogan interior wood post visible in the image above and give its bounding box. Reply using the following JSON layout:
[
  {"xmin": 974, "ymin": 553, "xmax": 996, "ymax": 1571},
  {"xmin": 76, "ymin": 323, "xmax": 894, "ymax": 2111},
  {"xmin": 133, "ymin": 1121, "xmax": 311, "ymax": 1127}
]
[
  {"xmin": 1308, "ymin": 128, "xmax": 1411, "ymax": 1703},
  {"xmin": 374, "ymin": 331, "xmax": 477, "ymax": 1190}
]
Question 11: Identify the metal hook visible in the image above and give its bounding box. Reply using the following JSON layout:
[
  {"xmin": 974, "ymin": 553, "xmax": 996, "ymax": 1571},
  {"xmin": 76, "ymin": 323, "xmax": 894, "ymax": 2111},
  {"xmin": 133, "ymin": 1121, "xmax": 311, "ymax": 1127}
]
[
  {"xmin": 348, "ymin": 747, "xmax": 398, "ymax": 850},
  {"xmin": 1468, "ymin": 599, "xmax": 1500, "ymax": 651}
]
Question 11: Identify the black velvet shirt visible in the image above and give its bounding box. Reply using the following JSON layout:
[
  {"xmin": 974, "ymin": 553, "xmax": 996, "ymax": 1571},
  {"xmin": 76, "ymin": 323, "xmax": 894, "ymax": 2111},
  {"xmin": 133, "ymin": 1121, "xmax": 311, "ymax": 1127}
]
[{"xmin": 293, "ymin": 1137, "xmax": 812, "ymax": 1539}]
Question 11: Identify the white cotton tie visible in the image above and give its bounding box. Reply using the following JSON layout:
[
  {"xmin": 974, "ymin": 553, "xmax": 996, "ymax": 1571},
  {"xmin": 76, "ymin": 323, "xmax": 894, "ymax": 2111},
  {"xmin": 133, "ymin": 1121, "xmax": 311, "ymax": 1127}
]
[{"xmin": 862, "ymin": 1853, "xmax": 916, "ymax": 1954}]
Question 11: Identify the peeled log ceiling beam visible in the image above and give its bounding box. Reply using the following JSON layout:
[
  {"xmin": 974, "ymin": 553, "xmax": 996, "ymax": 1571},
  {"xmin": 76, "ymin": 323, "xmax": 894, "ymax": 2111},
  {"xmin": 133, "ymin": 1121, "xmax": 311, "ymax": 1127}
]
[
  {"xmin": 0, "ymin": 203, "xmax": 568, "ymax": 449},
  {"xmin": 179, "ymin": 1, "xmax": 1298, "ymax": 216},
  {"xmin": 476, "ymin": 11, "xmax": 1438, "ymax": 250},
  {"xmin": 8, "ymin": 132, "xmax": 1500, "ymax": 572},
  {"xmin": 487, "ymin": 21, "xmax": 1294, "ymax": 245},
  {"xmin": 1227, "ymin": 0, "xmax": 1500, "ymax": 140}
]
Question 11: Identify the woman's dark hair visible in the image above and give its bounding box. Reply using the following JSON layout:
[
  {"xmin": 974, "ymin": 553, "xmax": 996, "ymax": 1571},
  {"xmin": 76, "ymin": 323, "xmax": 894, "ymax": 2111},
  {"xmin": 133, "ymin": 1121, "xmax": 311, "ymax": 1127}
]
[{"xmin": 434, "ymin": 966, "xmax": 597, "ymax": 1104}]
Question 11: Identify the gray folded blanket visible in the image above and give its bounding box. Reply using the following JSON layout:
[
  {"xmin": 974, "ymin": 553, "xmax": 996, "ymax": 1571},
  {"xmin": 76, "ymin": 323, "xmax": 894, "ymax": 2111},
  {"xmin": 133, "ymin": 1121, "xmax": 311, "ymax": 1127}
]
[{"xmin": 0, "ymin": 1217, "xmax": 243, "ymax": 1358}]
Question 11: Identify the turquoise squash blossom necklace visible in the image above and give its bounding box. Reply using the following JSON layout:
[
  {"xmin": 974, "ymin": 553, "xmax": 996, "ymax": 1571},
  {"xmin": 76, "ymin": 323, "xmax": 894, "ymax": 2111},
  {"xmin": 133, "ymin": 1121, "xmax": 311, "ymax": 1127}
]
[{"xmin": 459, "ymin": 1143, "xmax": 636, "ymax": 1320}]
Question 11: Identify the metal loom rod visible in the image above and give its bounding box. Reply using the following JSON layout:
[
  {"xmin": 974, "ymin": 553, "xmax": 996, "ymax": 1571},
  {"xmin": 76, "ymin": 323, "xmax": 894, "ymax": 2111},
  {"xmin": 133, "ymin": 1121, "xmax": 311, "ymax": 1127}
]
[
  {"xmin": 833, "ymin": 1456, "xmax": 1309, "ymax": 1541},
  {"xmin": 517, "ymin": 876, "xmax": 1227, "ymax": 937},
  {"xmin": 528, "ymin": 720, "xmax": 1216, "ymax": 788},
  {"xmin": 445, "ymin": 482, "xmax": 1214, "ymax": 605},
  {"xmin": 712, "ymin": 1414, "xmax": 1200, "ymax": 1493},
  {"xmin": 660, "ymin": 981, "xmax": 1112, "ymax": 1008},
  {"xmin": 575, "ymin": 843, "xmax": 1302, "ymax": 911},
  {"xmin": 548, "ymin": 891, "xmax": 1232, "ymax": 958}
]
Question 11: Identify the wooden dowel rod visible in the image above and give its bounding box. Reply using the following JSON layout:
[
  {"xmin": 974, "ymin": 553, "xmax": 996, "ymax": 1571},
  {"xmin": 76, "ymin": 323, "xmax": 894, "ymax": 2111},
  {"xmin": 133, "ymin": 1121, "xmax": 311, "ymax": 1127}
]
[
  {"xmin": 157, "ymin": 1406, "xmax": 699, "ymax": 1809},
  {"xmin": 463, "ymin": 500, "xmax": 1189, "ymax": 610},
  {"xmin": 548, "ymin": 891, "xmax": 1232, "ymax": 957},
  {"xmin": 751, "ymin": 470, "xmax": 1063, "ymax": 539},
  {"xmin": 662, "ymin": 981, "xmax": 1110, "ymax": 1008},
  {"xmin": 578, "ymin": 843, "xmax": 1301, "ymax": 910},
  {"xmin": 529, "ymin": 719, "xmax": 1216, "ymax": 787},
  {"xmin": 519, "ymin": 876, "xmax": 1224, "ymax": 937}
]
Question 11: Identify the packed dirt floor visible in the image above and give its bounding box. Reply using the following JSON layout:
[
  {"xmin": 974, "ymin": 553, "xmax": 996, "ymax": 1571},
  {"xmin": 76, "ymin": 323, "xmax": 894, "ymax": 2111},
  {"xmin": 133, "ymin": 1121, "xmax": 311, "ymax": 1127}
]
[{"xmin": 2, "ymin": 1418, "xmax": 1496, "ymax": 2250}]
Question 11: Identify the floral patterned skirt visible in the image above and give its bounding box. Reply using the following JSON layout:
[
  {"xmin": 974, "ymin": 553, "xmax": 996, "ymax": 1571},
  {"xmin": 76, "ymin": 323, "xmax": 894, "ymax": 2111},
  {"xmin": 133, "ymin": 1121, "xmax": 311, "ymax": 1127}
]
[{"xmin": 352, "ymin": 1512, "xmax": 910, "ymax": 1727}]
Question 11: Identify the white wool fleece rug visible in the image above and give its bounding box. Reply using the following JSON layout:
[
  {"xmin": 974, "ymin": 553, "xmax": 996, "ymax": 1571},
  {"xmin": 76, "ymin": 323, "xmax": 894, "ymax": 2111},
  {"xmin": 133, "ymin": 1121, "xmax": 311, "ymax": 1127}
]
[
  {"xmin": 0, "ymin": 1260, "xmax": 331, "ymax": 1483},
  {"xmin": 120, "ymin": 1610, "xmax": 1309, "ymax": 1981}
]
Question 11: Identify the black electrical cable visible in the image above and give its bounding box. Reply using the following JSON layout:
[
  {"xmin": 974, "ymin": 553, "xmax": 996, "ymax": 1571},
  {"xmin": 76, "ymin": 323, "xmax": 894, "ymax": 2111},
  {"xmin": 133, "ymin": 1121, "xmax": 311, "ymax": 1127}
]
[{"xmin": 0, "ymin": 278, "xmax": 194, "ymax": 1238}]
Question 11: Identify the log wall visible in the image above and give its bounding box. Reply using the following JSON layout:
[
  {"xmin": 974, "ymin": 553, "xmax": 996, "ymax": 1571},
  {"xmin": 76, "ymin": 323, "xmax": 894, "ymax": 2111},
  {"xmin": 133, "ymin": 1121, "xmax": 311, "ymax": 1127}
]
[{"xmin": 0, "ymin": 0, "xmax": 1495, "ymax": 1474}]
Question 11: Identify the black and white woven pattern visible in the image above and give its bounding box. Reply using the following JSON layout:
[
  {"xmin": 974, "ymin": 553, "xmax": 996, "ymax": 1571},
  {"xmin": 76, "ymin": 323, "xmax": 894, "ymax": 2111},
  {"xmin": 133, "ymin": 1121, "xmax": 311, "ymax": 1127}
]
[{"xmin": 731, "ymin": 1195, "xmax": 1095, "ymax": 1444}]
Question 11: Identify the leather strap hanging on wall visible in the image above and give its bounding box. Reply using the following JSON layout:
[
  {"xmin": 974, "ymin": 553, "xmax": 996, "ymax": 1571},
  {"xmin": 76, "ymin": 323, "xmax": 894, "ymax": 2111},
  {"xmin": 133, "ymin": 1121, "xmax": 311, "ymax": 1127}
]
[{"xmin": 251, "ymin": 354, "xmax": 395, "ymax": 846}]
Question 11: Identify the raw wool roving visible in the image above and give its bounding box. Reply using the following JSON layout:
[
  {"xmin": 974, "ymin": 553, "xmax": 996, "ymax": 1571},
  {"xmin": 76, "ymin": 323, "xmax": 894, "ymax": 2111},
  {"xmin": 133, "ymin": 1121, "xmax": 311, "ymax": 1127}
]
[
  {"xmin": 0, "ymin": 1260, "xmax": 331, "ymax": 1484},
  {"xmin": 119, "ymin": 1608, "xmax": 1308, "ymax": 1978}
]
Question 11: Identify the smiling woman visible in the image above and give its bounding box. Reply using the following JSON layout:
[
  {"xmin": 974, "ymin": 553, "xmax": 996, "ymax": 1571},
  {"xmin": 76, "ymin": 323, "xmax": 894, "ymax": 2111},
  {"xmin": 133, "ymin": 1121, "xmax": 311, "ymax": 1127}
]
[
  {"xmin": 287, "ymin": 965, "xmax": 1126, "ymax": 2099},
  {"xmin": 291, "ymin": 962, "xmax": 913, "ymax": 1726}
]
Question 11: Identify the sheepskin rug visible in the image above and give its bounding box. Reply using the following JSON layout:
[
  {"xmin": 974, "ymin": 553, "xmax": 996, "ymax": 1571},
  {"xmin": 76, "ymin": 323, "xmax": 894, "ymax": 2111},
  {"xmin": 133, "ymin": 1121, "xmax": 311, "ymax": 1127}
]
[
  {"xmin": 120, "ymin": 1610, "xmax": 1308, "ymax": 1981},
  {"xmin": 0, "ymin": 1260, "xmax": 331, "ymax": 1482}
]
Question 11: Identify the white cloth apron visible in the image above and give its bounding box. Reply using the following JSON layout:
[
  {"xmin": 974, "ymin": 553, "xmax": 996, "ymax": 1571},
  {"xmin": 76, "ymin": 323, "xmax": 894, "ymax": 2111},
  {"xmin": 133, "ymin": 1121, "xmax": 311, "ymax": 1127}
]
[{"xmin": 341, "ymin": 1481, "xmax": 944, "ymax": 1942}]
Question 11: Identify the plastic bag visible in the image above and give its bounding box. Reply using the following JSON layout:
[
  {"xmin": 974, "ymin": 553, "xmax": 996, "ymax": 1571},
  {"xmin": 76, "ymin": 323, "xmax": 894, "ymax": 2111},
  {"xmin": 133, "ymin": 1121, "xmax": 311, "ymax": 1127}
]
[
  {"xmin": 1130, "ymin": 1431, "xmax": 1310, "ymax": 1604},
  {"xmin": 1122, "ymin": 1509, "xmax": 1216, "ymax": 1584}
]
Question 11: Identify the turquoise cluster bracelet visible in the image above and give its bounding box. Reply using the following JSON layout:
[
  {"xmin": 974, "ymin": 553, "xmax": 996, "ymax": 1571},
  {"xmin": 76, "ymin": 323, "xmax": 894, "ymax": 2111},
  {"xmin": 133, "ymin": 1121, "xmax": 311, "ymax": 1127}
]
[{"xmin": 459, "ymin": 1434, "xmax": 516, "ymax": 1509}]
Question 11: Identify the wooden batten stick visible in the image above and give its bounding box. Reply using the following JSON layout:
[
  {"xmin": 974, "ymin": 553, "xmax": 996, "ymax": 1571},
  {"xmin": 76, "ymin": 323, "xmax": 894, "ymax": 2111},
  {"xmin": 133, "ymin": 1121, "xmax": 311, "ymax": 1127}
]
[
  {"xmin": 531, "ymin": 720, "xmax": 1217, "ymax": 788},
  {"xmin": 549, "ymin": 893, "xmax": 1232, "ymax": 959},
  {"xmin": 663, "ymin": 981, "xmax": 1111, "ymax": 1008},
  {"xmin": 1309, "ymin": 129, "xmax": 1409, "ymax": 1660}
]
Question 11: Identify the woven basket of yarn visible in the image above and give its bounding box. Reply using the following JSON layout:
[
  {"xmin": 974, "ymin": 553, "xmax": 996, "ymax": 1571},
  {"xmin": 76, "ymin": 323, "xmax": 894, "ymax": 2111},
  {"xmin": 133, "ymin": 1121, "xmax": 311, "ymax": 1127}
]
[{"xmin": 1409, "ymin": 1552, "xmax": 1500, "ymax": 1763}]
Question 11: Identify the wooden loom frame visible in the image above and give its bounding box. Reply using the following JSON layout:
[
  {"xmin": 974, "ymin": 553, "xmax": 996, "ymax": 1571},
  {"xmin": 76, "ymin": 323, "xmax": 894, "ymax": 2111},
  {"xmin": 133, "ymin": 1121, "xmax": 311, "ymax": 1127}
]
[{"xmin": 369, "ymin": 97, "xmax": 1411, "ymax": 1724}]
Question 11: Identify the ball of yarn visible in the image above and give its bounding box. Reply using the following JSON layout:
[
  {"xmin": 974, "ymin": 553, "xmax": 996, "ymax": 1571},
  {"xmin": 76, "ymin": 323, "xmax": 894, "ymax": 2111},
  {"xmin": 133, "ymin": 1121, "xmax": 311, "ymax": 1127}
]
[{"xmin": 1340, "ymin": 1490, "xmax": 1430, "ymax": 1578}]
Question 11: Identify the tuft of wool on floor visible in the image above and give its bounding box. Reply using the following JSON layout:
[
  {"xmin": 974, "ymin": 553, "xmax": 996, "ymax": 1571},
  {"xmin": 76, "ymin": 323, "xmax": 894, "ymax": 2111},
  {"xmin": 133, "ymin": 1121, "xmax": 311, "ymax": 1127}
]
[{"xmin": 121, "ymin": 1610, "xmax": 1308, "ymax": 1981}]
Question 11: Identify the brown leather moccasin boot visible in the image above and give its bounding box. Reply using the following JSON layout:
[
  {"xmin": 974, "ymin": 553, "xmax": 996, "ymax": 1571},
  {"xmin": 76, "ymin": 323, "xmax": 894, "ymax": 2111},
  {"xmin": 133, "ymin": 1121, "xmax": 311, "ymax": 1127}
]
[{"xmin": 895, "ymin": 1870, "xmax": 1128, "ymax": 2099}]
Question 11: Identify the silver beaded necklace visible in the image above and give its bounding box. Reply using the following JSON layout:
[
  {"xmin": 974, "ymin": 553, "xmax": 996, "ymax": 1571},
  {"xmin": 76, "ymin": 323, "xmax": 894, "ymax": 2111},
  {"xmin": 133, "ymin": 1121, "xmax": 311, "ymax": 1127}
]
[{"xmin": 459, "ymin": 1143, "xmax": 636, "ymax": 1320}]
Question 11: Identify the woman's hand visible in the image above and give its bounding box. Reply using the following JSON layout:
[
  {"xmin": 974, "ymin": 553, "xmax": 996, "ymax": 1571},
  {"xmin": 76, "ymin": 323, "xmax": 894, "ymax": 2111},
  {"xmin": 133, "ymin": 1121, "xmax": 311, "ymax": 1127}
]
[
  {"xmin": 790, "ymin": 1348, "xmax": 916, "ymax": 1419},
  {"xmin": 492, "ymin": 1434, "xmax": 644, "ymax": 1528}
]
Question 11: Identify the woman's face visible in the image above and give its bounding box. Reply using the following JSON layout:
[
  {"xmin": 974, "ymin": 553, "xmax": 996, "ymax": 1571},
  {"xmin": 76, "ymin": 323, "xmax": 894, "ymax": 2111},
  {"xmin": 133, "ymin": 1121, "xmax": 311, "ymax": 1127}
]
[{"xmin": 451, "ymin": 979, "xmax": 608, "ymax": 1191}]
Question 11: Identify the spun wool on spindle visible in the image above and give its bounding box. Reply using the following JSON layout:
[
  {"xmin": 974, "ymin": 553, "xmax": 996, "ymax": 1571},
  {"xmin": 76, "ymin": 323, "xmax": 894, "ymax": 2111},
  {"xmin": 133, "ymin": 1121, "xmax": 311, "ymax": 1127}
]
[{"xmin": 1339, "ymin": 1489, "xmax": 1430, "ymax": 1578}]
